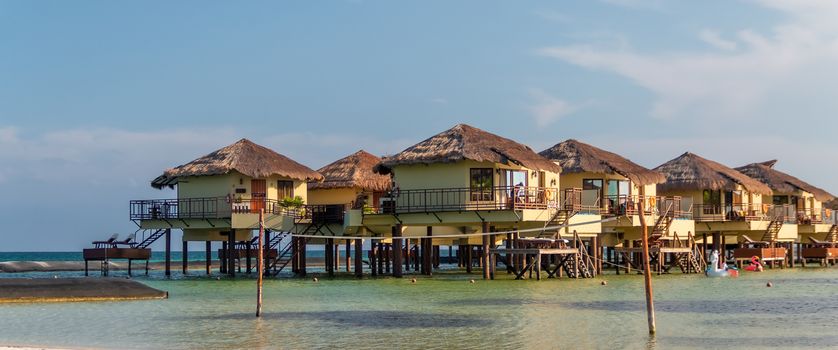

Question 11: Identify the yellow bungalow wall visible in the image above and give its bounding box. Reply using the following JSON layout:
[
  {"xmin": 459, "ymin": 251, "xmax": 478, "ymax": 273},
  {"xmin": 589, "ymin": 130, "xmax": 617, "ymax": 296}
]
[
  {"xmin": 177, "ymin": 170, "xmax": 308, "ymax": 203},
  {"xmin": 308, "ymin": 187, "xmax": 360, "ymax": 206},
  {"xmin": 392, "ymin": 160, "xmax": 560, "ymax": 191}
]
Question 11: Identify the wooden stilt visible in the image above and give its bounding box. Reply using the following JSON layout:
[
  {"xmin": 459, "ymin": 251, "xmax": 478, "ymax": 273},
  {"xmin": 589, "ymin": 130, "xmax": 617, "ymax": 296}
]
[
  {"xmin": 355, "ymin": 239, "xmax": 364, "ymax": 278},
  {"xmin": 227, "ymin": 232, "xmax": 236, "ymax": 277},
  {"xmin": 326, "ymin": 238, "xmax": 334, "ymax": 277},
  {"xmin": 182, "ymin": 240, "xmax": 188, "ymax": 275},
  {"xmin": 334, "ymin": 242, "xmax": 339, "ymax": 271},
  {"xmin": 385, "ymin": 243, "xmax": 391, "ymax": 274},
  {"xmin": 638, "ymin": 190, "xmax": 656, "ymax": 335},
  {"xmin": 256, "ymin": 211, "xmax": 264, "ymax": 317},
  {"xmin": 345, "ymin": 240, "xmax": 351, "ymax": 272},
  {"xmin": 221, "ymin": 241, "xmax": 228, "ymax": 274},
  {"xmin": 205, "ymin": 241, "xmax": 211, "ymax": 275},
  {"xmin": 482, "ymin": 221, "xmax": 490, "ymax": 280},
  {"xmin": 370, "ymin": 240, "xmax": 378, "ymax": 277},
  {"xmin": 393, "ymin": 225, "xmax": 403, "ymax": 277},
  {"xmin": 299, "ymin": 236, "xmax": 307, "ymax": 277},
  {"xmin": 165, "ymin": 229, "xmax": 172, "ymax": 277},
  {"xmin": 413, "ymin": 240, "xmax": 420, "ymax": 272},
  {"xmin": 424, "ymin": 226, "xmax": 433, "ymax": 276},
  {"xmin": 376, "ymin": 241, "xmax": 387, "ymax": 275}
]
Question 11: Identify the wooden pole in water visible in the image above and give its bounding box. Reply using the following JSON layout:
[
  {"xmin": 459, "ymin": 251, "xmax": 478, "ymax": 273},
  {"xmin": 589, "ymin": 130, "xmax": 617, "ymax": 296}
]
[
  {"xmin": 256, "ymin": 211, "xmax": 264, "ymax": 317},
  {"xmin": 637, "ymin": 188, "xmax": 656, "ymax": 335}
]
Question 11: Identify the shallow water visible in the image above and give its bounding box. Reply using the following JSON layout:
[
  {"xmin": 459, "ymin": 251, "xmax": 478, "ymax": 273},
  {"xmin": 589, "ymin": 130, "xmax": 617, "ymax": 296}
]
[{"xmin": 1, "ymin": 267, "xmax": 838, "ymax": 349}]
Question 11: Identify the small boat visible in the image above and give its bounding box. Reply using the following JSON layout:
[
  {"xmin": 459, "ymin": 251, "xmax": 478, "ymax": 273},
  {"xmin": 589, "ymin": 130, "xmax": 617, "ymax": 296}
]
[{"xmin": 706, "ymin": 250, "xmax": 738, "ymax": 277}]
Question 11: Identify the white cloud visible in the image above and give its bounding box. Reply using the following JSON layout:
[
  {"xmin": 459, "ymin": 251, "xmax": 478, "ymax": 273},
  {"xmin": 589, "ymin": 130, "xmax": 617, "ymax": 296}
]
[
  {"xmin": 699, "ymin": 29, "xmax": 738, "ymax": 51},
  {"xmin": 526, "ymin": 89, "xmax": 581, "ymax": 127},
  {"xmin": 0, "ymin": 126, "xmax": 240, "ymax": 185},
  {"xmin": 430, "ymin": 97, "xmax": 448, "ymax": 104},
  {"xmin": 539, "ymin": 0, "xmax": 838, "ymax": 120}
]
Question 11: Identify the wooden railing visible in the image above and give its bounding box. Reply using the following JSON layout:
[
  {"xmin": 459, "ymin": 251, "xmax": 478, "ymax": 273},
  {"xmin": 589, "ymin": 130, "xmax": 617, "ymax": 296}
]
[
  {"xmin": 373, "ymin": 186, "xmax": 561, "ymax": 214},
  {"xmin": 693, "ymin": 203, "xmax": 796, "ymax": 223},
  {"xmin": 602, "ymin": 195, "xmax": 691, "ymax": 219},
  {"xmin": 130, "ymin": 197, "xmax": 301, "ymax": 220},
  {"xmin": 130, "ymin": 197, "xmax": 231, "ymax": 220},
  {"xmin": 798, "ymin": 208, "xmax": 837, "ymax": 225}
]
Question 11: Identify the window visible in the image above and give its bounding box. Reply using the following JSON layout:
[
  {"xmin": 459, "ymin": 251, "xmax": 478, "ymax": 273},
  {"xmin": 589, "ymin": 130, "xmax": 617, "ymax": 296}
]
[
  {"xmin": 605, "ymin": 179, "xmax": 629, "ymax": 210},
  {"xmin": 772, "ymin": 195, "xmax": 788, "ymax": 205},
  {"xmin": 470, "ymin": 168, "xmax": 494, "ymax": 201},
  {"xmin": 583, "ymin": 179, "xmax": 603, "ymax": 206},
  {"xmin": 278, "ymin": 181, "xmax": 294, "ymax": 199},
  {"xmin": 582, "ymin": 179, "xmax": 603, "ymax": 191},
  {"xmin": 704, "ymin": 190, "xmax": 721, "ymax": 206}
]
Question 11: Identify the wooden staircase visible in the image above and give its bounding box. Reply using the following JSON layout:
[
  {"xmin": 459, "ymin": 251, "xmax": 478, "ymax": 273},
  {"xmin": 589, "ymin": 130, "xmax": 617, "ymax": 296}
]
[
  {"xmin": 827, "ymin": 225, "xmax": 838, "ymax": 243},
  {"xmin": 561, "ymin": 232, "xmax": 595, "ymax": 278},
  {"xmin": 761, "ymin": 219, "xmax": 784, "ymax": 244},
  {"xmin": 538, "ymin": 209, "xmax": 575, "ymax": 239},
  {"xmin": 267, "ymin": 231, "xmax": 299, "ymax": 276},
  {"xmin": 135, "ymin": 229, "xmax": 166, "ymax": 249},
  {"xmin": 649, "ymin": 203, "xmax": 675, "ymax": 245}
]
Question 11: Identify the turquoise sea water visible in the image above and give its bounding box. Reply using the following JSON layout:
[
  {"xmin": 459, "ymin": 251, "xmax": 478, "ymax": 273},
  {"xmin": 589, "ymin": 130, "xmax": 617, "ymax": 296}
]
[
  {"xmin": 0, "ymin": 251, "xmax": 331, "ymax": 263},
  {"xmin": 2, "ymin": 264, "xmax": 838, "ymax": 349}
]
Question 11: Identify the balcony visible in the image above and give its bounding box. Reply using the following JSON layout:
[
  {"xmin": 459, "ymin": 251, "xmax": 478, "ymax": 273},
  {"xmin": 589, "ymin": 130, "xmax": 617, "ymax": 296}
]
[
  {"xmin": 372, "ymin": 186, "xmax": 569, "ymax": 214},
  {"xmin": 602, "ymin": 195, "xmax": 692, "ymax": 219},
  {"xmin": 693, "ymin": 204, "xmax": 796, "ymax": 223},
  {"xmin": 130, "ymin": 197, "xmax": 305, "ymax": 221},
  {"xmin": 797, "ymin": 208, "xmax": 837, "ymax": 225}
]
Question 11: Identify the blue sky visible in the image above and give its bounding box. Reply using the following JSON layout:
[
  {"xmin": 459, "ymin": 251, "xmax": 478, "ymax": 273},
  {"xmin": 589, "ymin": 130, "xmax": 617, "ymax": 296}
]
[{"xmin": 2, "ymin": 0, "xmax": 838, "ymax": 251}]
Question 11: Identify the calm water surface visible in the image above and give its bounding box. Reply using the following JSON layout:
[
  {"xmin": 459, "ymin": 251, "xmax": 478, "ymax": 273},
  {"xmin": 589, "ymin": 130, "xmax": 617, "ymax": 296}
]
[{"xmin": 1, "ymin": 267, "xmax": 838, "ymax": 349}]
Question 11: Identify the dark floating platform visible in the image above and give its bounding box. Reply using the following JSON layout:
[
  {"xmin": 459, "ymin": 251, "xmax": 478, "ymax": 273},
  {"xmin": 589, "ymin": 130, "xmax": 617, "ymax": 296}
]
[{"xmin": 0, "ymin": 278, "xmax": 168, "ymax": 303}]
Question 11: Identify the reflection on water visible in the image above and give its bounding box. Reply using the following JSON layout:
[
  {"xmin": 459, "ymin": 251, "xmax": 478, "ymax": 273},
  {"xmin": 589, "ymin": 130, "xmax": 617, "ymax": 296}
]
[
  {"xmin": 1, "ymin": 267, "xmax": 838, "ymax": 349},
  {"xmin": 174, "ymin": 310, "xmax": 494, "ymax": 328}
]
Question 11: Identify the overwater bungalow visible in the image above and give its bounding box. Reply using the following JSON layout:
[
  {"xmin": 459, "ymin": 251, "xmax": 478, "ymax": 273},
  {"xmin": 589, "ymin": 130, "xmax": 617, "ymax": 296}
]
[
  {"xmin": 654, "ymin": 152, "xmax": 794, "ymax": 268},
  {"xmin": 129, "ymin": 138, "xmax": 323, "ymax": 277},
  {"xmin": 539, "ymin": 140, "xmax": 702, "ymax": 274},
  {"xmin": 735, "ymin": 160, "xmax": 838, "ymax": 266},
  {"xmin": 356, "ymin": 124, "xmax": 603, "ymax": 279},
  {"xmin": 304, "ymin": 150, "xmax": 391, "ymax": 276},
  {"xmin": 308, "ymin": 150, "xmax": 390, "ymax": 211}
]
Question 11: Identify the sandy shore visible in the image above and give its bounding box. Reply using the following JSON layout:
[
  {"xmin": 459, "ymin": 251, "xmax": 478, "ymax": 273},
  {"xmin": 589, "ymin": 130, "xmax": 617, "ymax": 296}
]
[{"xmin": 0, "ymin": 278, "xmax": 167, "ymax": 303}]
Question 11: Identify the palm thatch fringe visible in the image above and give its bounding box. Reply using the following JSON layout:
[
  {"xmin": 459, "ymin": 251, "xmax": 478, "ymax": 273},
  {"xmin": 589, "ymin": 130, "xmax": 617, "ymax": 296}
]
[
  {"xmin": 539, "ymin": 139, "xmax": 665, "ymax": 186},
  {"xmin": 309, "ymin": 150, "xmax": 391, "ymax": 192},
  {"xmin": 735, "ymin": 160, "xmax": 835, "ymax": 202},
  {"xmin": 151, "ymin": 138, "xmax": 323, "ymax": 189},
  {"xmin": 375, "ymin": 124, "xmax": 562, "ymax": 174},
  {"xmin": 654, "ymin": 152, "xmax": 772, "ymax": 195}
]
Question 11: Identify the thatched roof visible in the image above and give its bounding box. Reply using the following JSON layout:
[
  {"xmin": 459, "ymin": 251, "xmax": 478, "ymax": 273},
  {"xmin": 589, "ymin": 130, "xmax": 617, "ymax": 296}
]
[
  {"xmin": 375, "ymin": 124, "xmax": 562, "ymax": 174},
  {"xmin": 151, "ymin": 138, "xmax": 323, "ymax": 189},
  {"xmin": 308, "ymin": 150, "xmax": 391, "ymax": 192},
  {"xmin": 653, "ymin": 152, "xmax": 772, "ymax": 195},
  {"xmin": 735, "ymin": 160, "xmax": 835, "ymax": 202},
  {"xmin": 539, "ymin": 139, "xmax": 665, "ymax": 186}
]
